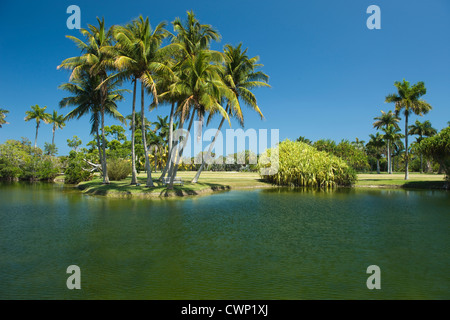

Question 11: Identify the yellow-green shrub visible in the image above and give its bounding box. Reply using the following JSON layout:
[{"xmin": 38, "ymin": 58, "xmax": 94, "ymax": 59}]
[{"xmin": 258, "ymin": 140, "xmax": 357, "ymax": 188}]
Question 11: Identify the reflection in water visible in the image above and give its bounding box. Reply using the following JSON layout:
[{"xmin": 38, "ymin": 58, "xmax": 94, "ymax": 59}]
[{"xmin": 0, "ymin": 182, "xmax": 449, "ymax": 299}]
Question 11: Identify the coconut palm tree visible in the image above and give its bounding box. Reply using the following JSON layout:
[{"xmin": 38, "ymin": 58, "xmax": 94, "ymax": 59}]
[
  {"xmin": 191, "ymin": 43, "xmax": 270, "ymax": 183},
  {"xmin": 59, "ymin": 72, "xmax": 126, "ymax": 168},
  {"xmin": 162, "ymin": 50, "xmax": 234, "ymax": 189},
  {"xmin": 408, "ymin": 120, "xmax": 437, "ymax": 173},
  {"xmin": 58, "ymin": 17, "xmax": 116, "ymax": 184},
  {"xmin": 367, "ymin": 133, "xmax": 385, "ymax": 174},
  {"xmin": 24, "ymin": 105, "xmax": 51, "ymax": 149},
  {"xmin": 112, "ymin": 16, "xmax": 172, "ymax": 187},
  {"xmin": 49, "ymin": 110, "xmax": 66, "ymax": 146},
  {"xmin": 0, "ymin": 108, "xmax": 9, "ymax": 128},
  {"xmin": 385, "ymin": 79, "xmax": 432, "ymax": 180}
]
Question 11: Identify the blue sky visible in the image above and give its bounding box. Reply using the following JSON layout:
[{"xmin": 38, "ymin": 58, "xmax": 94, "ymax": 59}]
[{"xmin": 0, "ymin": 0, "xmax": 449, "ymax": 155}]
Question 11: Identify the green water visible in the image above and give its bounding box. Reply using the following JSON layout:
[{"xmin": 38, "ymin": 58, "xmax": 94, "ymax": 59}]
[{"xmin": 0, "ymin": 182, "xmax": 449, "ymax": 299}]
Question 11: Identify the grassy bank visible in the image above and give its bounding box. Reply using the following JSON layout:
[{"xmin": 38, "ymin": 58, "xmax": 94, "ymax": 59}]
[
  {"xmin": 77, "ymin": 171, "xmax": 272, "ymax": 198},
  {"xmin": 356, "ymin": 173, "xmax": 448, "ymax": 189},
  {"xmin": 74, "ymin": 171, "xmax": 448, "ymax": 198}
]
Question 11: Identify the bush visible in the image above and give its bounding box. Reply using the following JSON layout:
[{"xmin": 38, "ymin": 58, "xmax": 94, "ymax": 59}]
[
  {"xmin": 107, "ymin": 158, "xmax": 131, "ymax": 181},
  {"xmin": 418, "ymin": 127, "xmax": 450, "ymax": 181},
  {"xmin": 65, "ymin": 151, "xmax": 92, "ymax": 184},
  {"xmin": 258, "ymin": 140, "xmax": 357, "ymax": 188}
]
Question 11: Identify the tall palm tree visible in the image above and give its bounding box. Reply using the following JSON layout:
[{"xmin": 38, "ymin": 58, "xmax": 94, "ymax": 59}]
[
  {"xmin": 381, "ymin": 125, "xmax": 403, "ymax": 174},
  {"xmin": 58, "ymin": 17, "xmax": 116, "ymax": 184},
  {"xmin": 49, "ymin": 110, "xmax": 66, "ymax": 146},
  {"xmin": 0, "ymin": 108, "xmax": 9, "ymax": 128},
  {"xmin": 162, "ymin": 50, "xmax": 234, "ymax": 189},
  {"xmin": 191, "ymin": 43, "xmax": 270, "ymax": 183},
  {"xmin": 59, "ymin": 72, "xmax": 126, "ymax": 168},
  {"xmin": 351, "ymin": 138, "xmax": 365, "ymax": 151},
  {"xmin": 385, "ymin": 79, "xmax": 432, "ymax": 180},
  {"xmin": 373, "ymin": 110, "xmax": 400, "ymax": 174},
  {"xmin": 408, "ymin": 120, "xmax": 437, "ymax": 173},
  {"xmin": 367, "ymin": 133, "xmax": 385, "ymax": 174},
  {"xmin": 112, "ymin": 16, "xmax": 171, "ymax": 187},
  {"xmin": 24, "ymin": 105, "xmax": 51, "ymax": 148}
]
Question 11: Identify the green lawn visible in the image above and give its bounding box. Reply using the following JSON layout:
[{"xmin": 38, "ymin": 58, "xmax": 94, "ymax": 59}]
[
  {"xmin": 75, "ymin": 171, "xmax": 448, "ymax": 198},
  {"xmin": 356, "ymin": 172, "xmax": 447, "ymax": 189},
  {"xmin": 77, "ymin": 171, "xmax": 271, "ymax": 198}
]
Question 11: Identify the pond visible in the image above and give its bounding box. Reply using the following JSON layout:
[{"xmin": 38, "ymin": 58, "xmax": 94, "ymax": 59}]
[{"xmin": 0, "ymin": 182, "xmax": 449, "ymax": 299}]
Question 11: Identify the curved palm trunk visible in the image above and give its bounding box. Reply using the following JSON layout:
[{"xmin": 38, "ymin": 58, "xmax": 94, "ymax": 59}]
[
  {"xmin": 95, "ymin": 128, "xmax": 102, "ymax": 168},
  {"xmin": 141, "ymin": 82, "xmax": 154, "ymax": 187},
  {"xmin": 404, "ymin": 114, "xmax": 409, "ymax": 180},
  {"xmin": 130, "ymin": 79, "xmax": 138, "ymax": 185},
  {"xmin": 101, "ymin": 106, "xmax": 109, "ymax": 184},
  {"xmin": 191, "ymin": 106, "xmax": 228, "ymax": 183},
  {"xmin": 159, "ymin": 102, "xmax": 175, "ymax": 181},
  {"xmin": 168, "ymin": 109, "xmax": 195, "ymax": 190}
]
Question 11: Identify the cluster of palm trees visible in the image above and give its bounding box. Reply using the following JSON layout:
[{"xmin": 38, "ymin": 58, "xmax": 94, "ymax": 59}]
[
  {"xmin": 57, "ymin": 11, "xmax": 269, "ymax": 189},
  {"xmin": 23, "ymin": 105, "xmax": 66, "ymax": 150},
  {"xmin": 369, "ymin": 79, "xmax": 435, "ymax": 179}
]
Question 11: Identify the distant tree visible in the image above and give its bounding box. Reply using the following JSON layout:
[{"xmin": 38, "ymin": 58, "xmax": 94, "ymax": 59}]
[
  {"xmin": 48, "ymin": 110, "xmax": 66, "ymax": 145},
  {"xmin": 408, "ymin": 120, "xmax": 437, "ymax": 173},
  {"xmin": 44, "ymin": 142, "xmax": 58, "ymax": 156},
  {"xmin": 67, "ymin": 136, "xmax": 82, "ymax": 152},
  {"xmin": 385, "ymin": 79, "xmax": 432, "ymax": 180},
  {"xmin": 367, "ymin": 133, "xmax": 385, "ymax": 174},
  {"xmin": 417, "ymin": 127, "xmax": 450, "ymax": 182},
  {"xmin": 296, "ymin": 136, "xmax": 312, "ymax": 145},
  {"xmin": 24, "ymin": 105, "xmax": 51, "ymax": 149},
  {"xmin": 0, "ymin": 108, "xmax": 9, "ymax": 128}
]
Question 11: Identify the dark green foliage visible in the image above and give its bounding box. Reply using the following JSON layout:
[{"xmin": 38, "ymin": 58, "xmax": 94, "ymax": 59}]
[
  {"xmin": 64, "ymin": 151, "xmax": 92, "ymax": 184},
  {"xmin": 418, "ymin": 127, "xmax": 450, "ymax": 180}
]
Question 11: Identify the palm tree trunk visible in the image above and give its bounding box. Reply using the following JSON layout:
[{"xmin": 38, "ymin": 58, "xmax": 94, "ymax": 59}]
[
  {"xmin": 168, "ymin": 109, "xmax": 195, "ymax": 189},
  {"xmin": 387, "ymin": 139, "xmax": 390, "ymax": 174},
  {"xmin": 160, "ymin": 102, "xmax": 175, "ymax": 181},
  {"xmin": 376, "ymin": 158, "xmax": 380, "ymax": 174},
  {"xmin": 52, "ymin": 126, "xmax": 56, "ymax": 146},
  {"xmin": 404, "ymin": 114, "xmax": 409, "ymax": 180},
  {"xmin": 101, "ymin": 106, "xmax": 109, "ymax": 184},
  {"xmin": 34, "ymin": 122, "xmax": 39, "ymax": 149},
  {"xmin": 95, "ymin": 128, "xmax": 102, "ymax": 168},
  {"xmin": 141, "ymin": 82, "xmax": 154, "ymax": 187},
  {"xmin": 420, "ymin": 154, "xmax": 423, "ymax": 174},
  {"xmin": 191, "ymin": 105, "xmax": 228, "ymax": 183},
  {"xmin": 130, "ymin": 79, "xmax": 138, "ymax": 185}
]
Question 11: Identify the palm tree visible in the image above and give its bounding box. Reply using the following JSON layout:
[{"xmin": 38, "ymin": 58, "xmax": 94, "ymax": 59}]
[
  {"xmin": 391, "ymin": 139, "xmax": 405, "ymax": 172},
  {"xmin": 352, "ymin": 138, "xmax": 365, "ymax": 151},
  {"xmin": 191, "ymin": 43, "xmax": 270, "ymax": 183},
  {"xmin": 112, "ymin": 16, "xmax": 171, "ymax": 187},
  {"xmin": 24, "ymin": 105, "xmax": 50, "ymax": 148},
  {"xmin": 58, "ymin": 17, "xmax": 116, "ymax": 184},
  {"xmin": 49, "ymin": 110, "xmax": 66, "ymax": 146},
  {"xmin": 296, "ymin": 136, "xmax": 312, "ymax": 145},
  {"xmin": 59, "ymin": 72, "xmax": 126, "ymax": 169},
  {"xmin": 0, "ymin": 108, "xmax": 9, "ymax": 128},
  {"xmin": 381, "ymin": 125, "xmax": 403, "ymax": 174},
  {"xmin": 367, "ymin": 133, "xmax": 385, "ymax": 174},
  {"xmin": 373, "ymin": 110, "xmax": 400, "ymax": 174},
  {"xmin": 385, "ymin": 79, "xmax": 432, "ymax": 180},
  {"xmin": 162, "ymin": 51, "xmax": 234, "ymax": 189},
  {"xmin": 408, "ymin": 120, "xmax": 437, "ymax": 173}
]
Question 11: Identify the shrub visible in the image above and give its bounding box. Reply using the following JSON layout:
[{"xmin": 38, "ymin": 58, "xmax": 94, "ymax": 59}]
[
  {"xmin": 64, "ymin": 151, "xmax": 92, "ymax": 184},
  {"xmin": 107, "ymin": 158, "xmax": 131, "ymax": 181},
  {"xmin": 258, "ymin": 140, "xmax": 357, "ymax": 188}
]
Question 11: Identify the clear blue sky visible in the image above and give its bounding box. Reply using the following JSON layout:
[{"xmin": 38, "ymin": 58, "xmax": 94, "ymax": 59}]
[{"xmin": 1, "ymin": 0, "xmax": 449, "ymax": 155}]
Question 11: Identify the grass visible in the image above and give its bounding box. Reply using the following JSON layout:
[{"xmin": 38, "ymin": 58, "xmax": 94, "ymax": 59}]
[
  {"xmin": 356, "ymin": 172, "xmax": 448, "ymax": 189},
  {"xmin": 74, "ymin": 171, "xmax": 448, "ymax": 198},
  {"xmin": 77, "ymin": 171, "xmax": 271, "ymax": 198}
]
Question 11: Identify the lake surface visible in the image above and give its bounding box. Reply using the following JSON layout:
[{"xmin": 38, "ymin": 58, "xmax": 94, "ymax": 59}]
[{"xmin": 0, "ymin": 182, "xmax": 449, "ymax": 299}]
